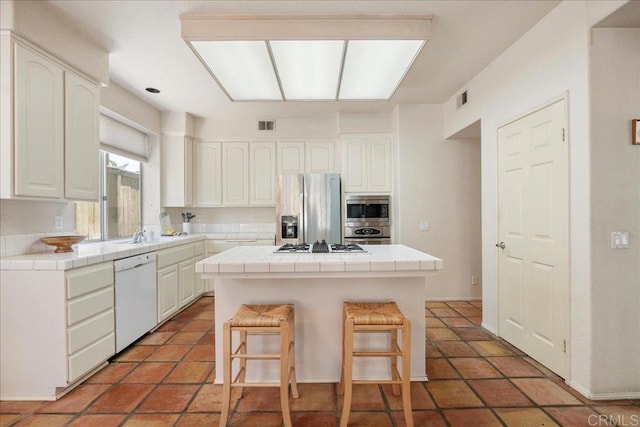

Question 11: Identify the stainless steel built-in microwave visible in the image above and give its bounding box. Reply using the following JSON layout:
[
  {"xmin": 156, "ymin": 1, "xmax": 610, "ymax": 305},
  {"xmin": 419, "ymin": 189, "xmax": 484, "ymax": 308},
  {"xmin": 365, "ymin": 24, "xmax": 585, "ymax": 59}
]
[{"xmin": 344, "ymin": 195, "xmax": 390, "ymax": 226}]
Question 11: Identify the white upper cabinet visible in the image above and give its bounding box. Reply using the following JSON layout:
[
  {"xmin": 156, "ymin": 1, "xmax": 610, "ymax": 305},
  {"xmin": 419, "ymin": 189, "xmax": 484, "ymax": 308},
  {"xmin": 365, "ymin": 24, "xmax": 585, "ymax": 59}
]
[
  {"xmin": 193, "ymin": 141, "xmax": 222, "ymax": 206},
  {"xmin": 341, "ymin": 135, "xmax": 392, "ymax": 193},
  {"xmin": 250, "ymin": 142, "xmax": 276, "ymax": 206},
  {"xmin": 367, "ymin": 137, "xmax": 392, "ymax": 193},
  {"xmin": 277, "ymin": 140, "xmax": 337, "ymax": 174},
  {"xmin": 14, "ymin": 44, "xmax": 64, "ymax": 198},
  {"xmin": 222, "ymin": 142, "xmax": 249, "ymax": 206},
  {"xmin": 1, "ymin": 41, "xmax": 101, "ymax": 201},
  {"xmin": 162, "ymin": 135, "xmax": 193, "ymax": 207},
  {"xmin": 186, "ymin": 139, "xmax": 338, "ymax": 208},
  {"xmin": 277, "ymin": 142, "xmax": 305, "ymax": 174},
  {"xmin": 305, "ymin": 141, "xmax": 335, "ymax": 174},
  {"xmin": 64, "ymin": 71, "xmax": 100, "ymax": 200}
]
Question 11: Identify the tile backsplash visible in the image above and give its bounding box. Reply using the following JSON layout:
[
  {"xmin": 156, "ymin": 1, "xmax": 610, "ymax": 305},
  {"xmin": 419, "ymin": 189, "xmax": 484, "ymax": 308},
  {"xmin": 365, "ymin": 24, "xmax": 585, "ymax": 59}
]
[
  {"xmin": 1, "ymin": 224, "xmax": 276, "ymax": 257},
  {"xmin": 0, "ymin": 231, "xmax": 79, "ymax": 257}
]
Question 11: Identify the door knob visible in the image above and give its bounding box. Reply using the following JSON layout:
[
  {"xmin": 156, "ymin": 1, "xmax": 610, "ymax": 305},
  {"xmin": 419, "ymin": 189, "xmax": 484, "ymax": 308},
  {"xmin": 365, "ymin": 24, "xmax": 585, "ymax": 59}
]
[{"xmin": 495, "ymin": 242, "xmax": 506, "ymax": 249}]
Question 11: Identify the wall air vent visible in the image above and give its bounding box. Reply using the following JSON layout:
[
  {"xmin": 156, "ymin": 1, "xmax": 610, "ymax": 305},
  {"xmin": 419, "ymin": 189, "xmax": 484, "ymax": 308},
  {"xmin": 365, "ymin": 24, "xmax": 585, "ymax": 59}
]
[
  {"xmin": 457, "ymin": 90, "xmax": 468, "ymax": 108},
  {"xmin": 258, "ymin": 120, "xmax": 276, "ymax": 131}
]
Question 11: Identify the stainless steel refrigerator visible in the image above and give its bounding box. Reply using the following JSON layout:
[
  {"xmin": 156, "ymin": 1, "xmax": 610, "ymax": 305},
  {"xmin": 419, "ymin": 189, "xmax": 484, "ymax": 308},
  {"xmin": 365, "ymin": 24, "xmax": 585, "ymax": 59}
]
[{"xmin": 276, "ymin": 173, "xmax": 341, "ymax": 245}]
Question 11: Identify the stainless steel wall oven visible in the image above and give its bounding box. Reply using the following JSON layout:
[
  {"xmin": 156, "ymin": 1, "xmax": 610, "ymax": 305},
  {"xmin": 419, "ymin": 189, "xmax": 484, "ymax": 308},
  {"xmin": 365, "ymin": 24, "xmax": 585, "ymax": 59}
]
[{"xmin": 344, "ymin": 195, "xmax": 391, "ymax": 244}]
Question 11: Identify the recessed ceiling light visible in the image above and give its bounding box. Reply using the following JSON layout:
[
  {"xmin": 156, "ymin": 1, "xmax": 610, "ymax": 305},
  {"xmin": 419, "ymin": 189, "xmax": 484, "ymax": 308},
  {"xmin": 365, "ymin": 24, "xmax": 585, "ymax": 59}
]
[{"xmin": 145, "ymin": 87, "xmax": 160, "ymax": 94}]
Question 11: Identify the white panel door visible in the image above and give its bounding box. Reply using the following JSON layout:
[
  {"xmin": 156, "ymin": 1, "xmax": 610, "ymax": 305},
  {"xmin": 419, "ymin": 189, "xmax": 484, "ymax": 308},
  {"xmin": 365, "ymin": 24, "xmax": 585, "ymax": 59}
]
[
  {"xmin": 157, "ymin": 265, "xmax": 179, "ymax": 322},
  {"xmin": 367, "ymin": 137, "xmax": 392, "ymax": 192},
  {"xmin": 497, "ymin": 98, "xmax": 569, "ymax": 377},
  {"xmin": 15, "ymin": 45, "xmax": 64, "ymax": 198},
  {"xmin": 341, "ymin": 137, "xmax": 367, "ymax": 192},
  {"xmin": 222, "ymin": 142, "xmax": 249, "ymax": 206},
  {"xmin": 250, "ymin": 141, "xmax": 276, "ymax": 206},
  {"xmin": 306, "ymin": 141, "xmax": 335, "ymax": 173},
  {"xmin": 64, "ymin": 72, "xmax": 99, "ymax": 201},
  {"xmin": 193, "ymin": 141, "xmax": 222, "ymax": 206},
  {"xmin": 277, "ymin": 141, "xmax": 305, "ymax": 174},
  {"xmin": 178, "ymin": 259, "xmax": 195, "ymax": 308}
]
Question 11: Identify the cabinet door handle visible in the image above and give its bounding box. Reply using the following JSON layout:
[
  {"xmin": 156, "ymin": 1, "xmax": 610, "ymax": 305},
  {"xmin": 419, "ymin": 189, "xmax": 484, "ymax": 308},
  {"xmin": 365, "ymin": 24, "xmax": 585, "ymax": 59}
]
[{"xmin": 495, "ymin": 242, "xmax": 506, "ymax": 249}]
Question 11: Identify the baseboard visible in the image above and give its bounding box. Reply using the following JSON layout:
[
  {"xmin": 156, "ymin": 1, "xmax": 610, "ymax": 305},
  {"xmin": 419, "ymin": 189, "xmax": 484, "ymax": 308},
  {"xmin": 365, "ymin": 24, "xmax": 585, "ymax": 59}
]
[{"xmin": 568, "ymin": 380, "xmax": 640, "ymax": 400}]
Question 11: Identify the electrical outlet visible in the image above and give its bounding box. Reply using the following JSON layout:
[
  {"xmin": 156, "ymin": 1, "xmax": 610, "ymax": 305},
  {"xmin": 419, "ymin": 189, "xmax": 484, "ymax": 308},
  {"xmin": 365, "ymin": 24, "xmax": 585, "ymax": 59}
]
[
  {"xmin": 419, "ymin": 221, "xmax": 430, "ymax": 231},
  {"xmin": 611, "ymin": 231, "xmax": 630, "ymax": 249},
  {"xmin": 54, "ymin": 216, "xmax": 63, "ymax": 230},
  {"xmin": 471, "ymin": 276, "xmax": 480, "ymax": 285},
  {"xmin": 249, "ymin": 214, "xmax": 255, "ymax": 223}
]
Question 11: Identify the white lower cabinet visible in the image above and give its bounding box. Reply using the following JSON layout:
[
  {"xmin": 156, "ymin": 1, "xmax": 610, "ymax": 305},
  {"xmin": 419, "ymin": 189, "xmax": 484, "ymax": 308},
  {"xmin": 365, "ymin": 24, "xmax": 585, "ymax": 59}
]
[
  {"xmin": 0, "ymin": 262, "xmax": 115, "ymax": 399},
  {"xmin": 65, "ymin": 263, "xmax": 115, "ymax": 382},
  {"xmin": 179, "ymin": 259, "xmax": 196, "ymax": 307},
  {"xmin": 157, "ymin": 264, "xmax": 180, "ymax": 323},
  {"xmin": 156, "ymin": 241, "xmax": 205, "ymax": 323}
]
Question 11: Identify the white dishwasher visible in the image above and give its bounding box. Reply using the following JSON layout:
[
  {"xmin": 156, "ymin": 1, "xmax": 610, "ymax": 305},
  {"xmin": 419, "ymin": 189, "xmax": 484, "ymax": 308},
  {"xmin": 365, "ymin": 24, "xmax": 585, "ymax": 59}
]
[{"xmin": 114, "ymin": 252, "xmax": 157, "ymax": 353}]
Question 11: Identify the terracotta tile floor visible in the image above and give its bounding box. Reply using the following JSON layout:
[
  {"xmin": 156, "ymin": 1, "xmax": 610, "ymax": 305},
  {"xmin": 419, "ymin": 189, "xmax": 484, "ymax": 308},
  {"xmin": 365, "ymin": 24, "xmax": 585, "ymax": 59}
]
[{"xmin": 2, "ymin": 297, "xmax": 639, "ymax": 426}]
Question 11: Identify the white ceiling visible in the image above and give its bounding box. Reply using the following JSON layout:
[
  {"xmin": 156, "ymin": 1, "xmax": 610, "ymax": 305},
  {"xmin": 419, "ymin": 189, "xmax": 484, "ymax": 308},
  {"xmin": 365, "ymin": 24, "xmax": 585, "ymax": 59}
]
[{"xmin": 46, "ymin": 0, "xmax": 562, "ymax": 119}]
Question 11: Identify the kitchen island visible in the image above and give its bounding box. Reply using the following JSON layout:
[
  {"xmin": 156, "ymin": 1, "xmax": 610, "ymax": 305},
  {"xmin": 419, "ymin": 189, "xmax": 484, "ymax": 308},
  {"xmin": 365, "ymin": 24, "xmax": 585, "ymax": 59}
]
[{"xmin": 196, "ymin": 244, "xmax": 443, "ymax": 384}]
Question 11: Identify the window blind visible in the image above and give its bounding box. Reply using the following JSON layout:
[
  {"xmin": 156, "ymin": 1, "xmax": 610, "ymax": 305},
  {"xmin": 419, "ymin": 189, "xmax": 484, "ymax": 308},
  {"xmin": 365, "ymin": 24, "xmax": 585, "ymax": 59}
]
[{"xmin": 99, "ymin": 115, "xmax": 148, "ymax": 161}]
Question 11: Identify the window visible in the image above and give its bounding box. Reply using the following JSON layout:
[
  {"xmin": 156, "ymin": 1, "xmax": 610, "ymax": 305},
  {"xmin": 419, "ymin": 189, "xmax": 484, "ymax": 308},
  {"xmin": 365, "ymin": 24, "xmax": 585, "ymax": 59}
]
[{"xmin": 75, "ymin": 151, "xmax": 142, "ymax": 240}]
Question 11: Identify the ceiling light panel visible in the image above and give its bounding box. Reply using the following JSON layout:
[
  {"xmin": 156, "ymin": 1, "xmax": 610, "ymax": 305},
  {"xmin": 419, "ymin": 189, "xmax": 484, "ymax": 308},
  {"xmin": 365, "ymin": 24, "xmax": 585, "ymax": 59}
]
[
  {"xmin": 191, "ymin": 41, "xmax": 282, "ymax": 101},
  {"xmin": 270, "ymin": 40, "xmax": 344, "ymax": 100},
  {"xmin": 339, "ymin": 40, "xmax": 425, "ymax": 100}
]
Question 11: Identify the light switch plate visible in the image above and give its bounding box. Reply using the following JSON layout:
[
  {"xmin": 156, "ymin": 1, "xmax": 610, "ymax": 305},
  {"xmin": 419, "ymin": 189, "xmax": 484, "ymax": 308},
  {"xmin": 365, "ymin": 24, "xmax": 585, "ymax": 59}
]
[
  {"xmin": 54, "ymin": 216, "xmax": 63, "ymax": 230},
  {"xmin": 419, "ymin": 221, "xmax": 430, "ymax": 231},
  {"xmin": 610, "ymin": 231, "xmax": 630, "ymax": 249}
]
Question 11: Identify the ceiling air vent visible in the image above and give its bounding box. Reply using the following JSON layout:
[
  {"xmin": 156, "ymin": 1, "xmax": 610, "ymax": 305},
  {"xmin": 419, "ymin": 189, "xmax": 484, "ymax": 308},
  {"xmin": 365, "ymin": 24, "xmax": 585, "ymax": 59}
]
[
  {"xmin": 258, "ymin": 120, "xmax": 276, "ymax": 131},
  {"xmin": 456, "ymin": 90, "xmax": 468, "ymax": 108}
]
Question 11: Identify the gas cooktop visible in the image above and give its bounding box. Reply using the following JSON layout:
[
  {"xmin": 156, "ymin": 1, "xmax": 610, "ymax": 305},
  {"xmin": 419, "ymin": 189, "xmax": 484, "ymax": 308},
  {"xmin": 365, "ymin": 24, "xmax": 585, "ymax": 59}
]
[{"xmin": 274, "ymin": 242, "xmax": 366, "ymax": 254}]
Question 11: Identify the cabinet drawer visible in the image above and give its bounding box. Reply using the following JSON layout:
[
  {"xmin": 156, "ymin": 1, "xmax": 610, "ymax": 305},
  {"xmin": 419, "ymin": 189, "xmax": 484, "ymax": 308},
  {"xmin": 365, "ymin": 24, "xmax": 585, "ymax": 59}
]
[
  {"xmin": 193, "ymin": 241, "xmax": 205, "ymax": 256},
  {"xmin": 66, "ymin": 263, "xmax": 114, "ymax": 299},
  {"xmin": 156, "ymin": 244, "xmax": 194, "ymax": 269},
  {"xmin": 67, "ymin": 309, "xmax": 114, "ymax": 354},
  {"xmin": 67, "ymin": 287, "xmax": 114, "ymax": 326},
  {"xmin": 68, "ymin": 332, "xmax": 115, "ymax": 382}
]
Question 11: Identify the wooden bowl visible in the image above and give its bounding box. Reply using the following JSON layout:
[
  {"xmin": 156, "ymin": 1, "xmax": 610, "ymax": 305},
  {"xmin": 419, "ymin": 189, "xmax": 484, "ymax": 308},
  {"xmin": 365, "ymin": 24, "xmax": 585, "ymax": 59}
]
[{"xmin": 41, "ymin": 235, "xmax": 86, "ymax": 253}]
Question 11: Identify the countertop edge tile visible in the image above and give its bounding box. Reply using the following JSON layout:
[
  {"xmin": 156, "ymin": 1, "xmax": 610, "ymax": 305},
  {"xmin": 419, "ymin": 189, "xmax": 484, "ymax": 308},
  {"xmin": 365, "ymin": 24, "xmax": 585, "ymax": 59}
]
[{"xmin": 0, "ymin": 235, "xmax": 206, "ymax": 270}]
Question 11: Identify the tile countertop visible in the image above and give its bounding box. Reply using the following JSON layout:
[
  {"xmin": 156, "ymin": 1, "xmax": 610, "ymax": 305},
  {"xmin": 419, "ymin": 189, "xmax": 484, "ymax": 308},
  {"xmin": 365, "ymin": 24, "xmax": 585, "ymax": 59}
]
[
  {"xmin": 197, "ymin": 244, "xmax": 444, "ymax": 276},
  {"xmin": 0, "ymin": 235, "xmax": 206, "ymax": 271}
]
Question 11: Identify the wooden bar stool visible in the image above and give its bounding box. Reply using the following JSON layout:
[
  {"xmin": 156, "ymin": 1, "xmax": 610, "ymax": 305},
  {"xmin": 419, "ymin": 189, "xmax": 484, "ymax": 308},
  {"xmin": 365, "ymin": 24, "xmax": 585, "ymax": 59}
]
[
  {"xmin": 338, "ymin": 301, "xmax": 413, "ymax": 427},
  {"xmin": 219, "ymin": 304, "xmax": 299, "ymax": 427}
]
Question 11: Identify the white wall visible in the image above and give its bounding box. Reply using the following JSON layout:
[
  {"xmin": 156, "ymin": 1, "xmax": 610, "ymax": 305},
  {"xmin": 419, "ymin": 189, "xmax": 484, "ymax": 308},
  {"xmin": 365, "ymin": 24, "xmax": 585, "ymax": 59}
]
[
  {"xmin": 442, "ymin": 0, "xmax": 639, "ymax": 398},
  {"xmin": 0, "ymin": 0, "xmax": 109, "ymax": 84},
  {"xmin": 394, "ymin": 104, "xmax": 481, "ymax": 300},
  {"xmin": 0, "ymin": 200, "xmax": 74, "ymax": 236},
  {"xmin": 196, "ymin": 117, "xmax": 338, "ymax": 140},
  {"xmin": 589, "ymin": 27, "xmax": 640, "ymax": 395}
]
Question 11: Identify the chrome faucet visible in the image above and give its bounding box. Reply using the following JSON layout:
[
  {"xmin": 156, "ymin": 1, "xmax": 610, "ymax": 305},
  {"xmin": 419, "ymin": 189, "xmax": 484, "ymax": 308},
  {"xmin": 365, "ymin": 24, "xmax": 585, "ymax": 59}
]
[{"xmin": 132, "ymin": 228, "xmax": 144, "ymax": 243}]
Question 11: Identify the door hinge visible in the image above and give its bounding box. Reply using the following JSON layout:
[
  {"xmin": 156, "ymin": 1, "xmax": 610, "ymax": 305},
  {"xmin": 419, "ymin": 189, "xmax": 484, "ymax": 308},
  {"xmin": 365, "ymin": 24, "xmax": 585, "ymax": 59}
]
[
  {"xmin": 562, "ymin": 128, "xmax": 565, "ymax": 142},
  {"xmin": 562, "ymin": 339, "xmax": 568, "ymax": 353}
]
